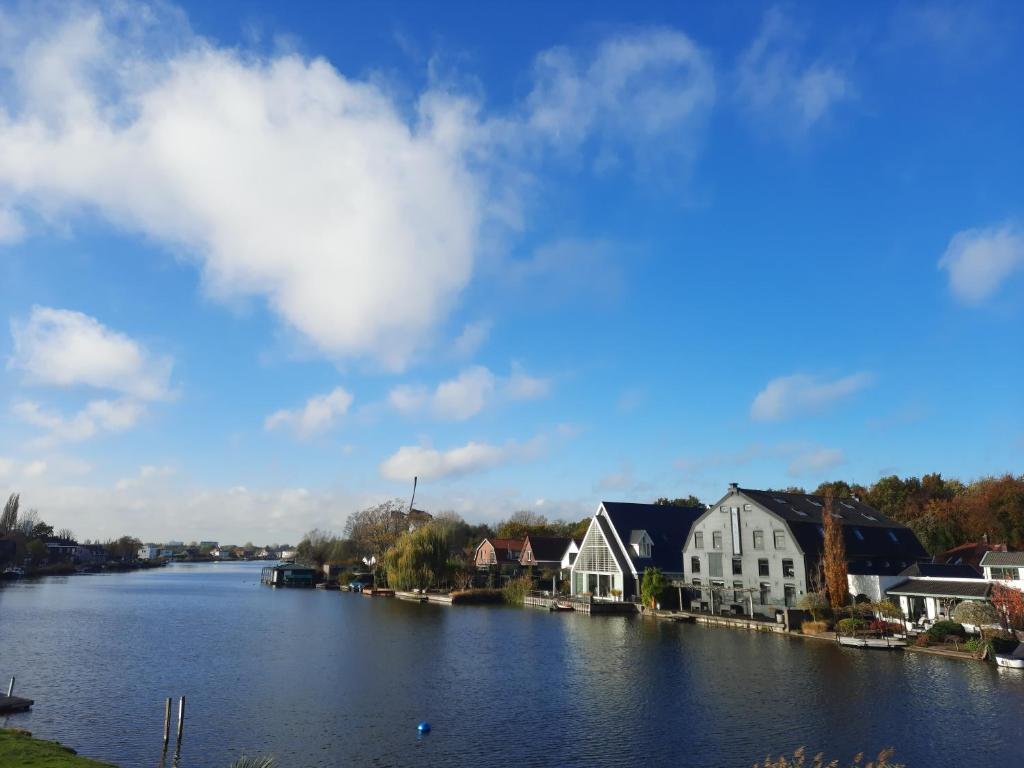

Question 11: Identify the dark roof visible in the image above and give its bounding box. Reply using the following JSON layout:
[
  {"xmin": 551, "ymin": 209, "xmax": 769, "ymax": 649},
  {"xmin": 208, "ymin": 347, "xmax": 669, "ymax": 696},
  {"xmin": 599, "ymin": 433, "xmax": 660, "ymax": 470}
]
[
  {"xmin": 886, "ymin": 578, "xmax": 992, "ymax": 599},
  {"xmin": 522, "ymin": 536, "xmax": 571, "ymax": 562},
  {"xmin": 979, "ymin": 551, "xmax": 1024, "ymax": 567},
  {"xmin": 738, "ymin": 488, "xmax": 929, "ymax": 561},
  {"xmin": 601, "ymin": 502, "xmax": 705, "ymax": 574},
  {"xmin": 898, "ymin": 562, "xmax": 982, "ymax": 579},
  {"xmin": 934, "ymin": 541, "xmax": 1006, "ymax": 567},
  {"xmin": 847, "ymin": 558, "xmax": 920, "ymax": 576}
]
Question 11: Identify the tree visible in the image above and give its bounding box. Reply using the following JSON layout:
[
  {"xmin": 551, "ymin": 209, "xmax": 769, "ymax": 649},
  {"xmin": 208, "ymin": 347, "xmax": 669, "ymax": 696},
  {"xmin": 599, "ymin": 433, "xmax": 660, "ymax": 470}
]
[
  {"xmin": 30, "ymin": 521, "xmax": 54, "ymax": 540},
  {"xmin": 813, "ymin": 481, "xmax": 853, "ymax": 499},
  {"xmin": 56, "ymin": 528, "xmax": 76, "ymax": 542},
  {"xmin": 821, "ymin": 492, "xmax": 848, "ymax": 609},
  {"xmin": 640, "ymin": 567, "xmax": 667, "ymax": 609},
  {"xmin": 383, "ymin": 523, "xmax": 450, "ymax": 591},
  {"xmin": 13, "ymin": 507, "xmax": 39, "ymax": 538},
  {"xmin": 798, "ymin": 591, "xmax": 828, "ymax": 622},
  {"xmin": 296, "ymin": 529, "xmax": 337, "ymax": 569},
  {"xmin": 0, "ymin": 493, "xmax": 18, "ymax": 536},
  {"xmin": 952, "ymin": 601, "xmax": 999, "ymax": 637},
  {"xmin": 991, "ymin": 583, "xmax": 1024, "ymax": 631},
  {"xmin": 496, "ymin": 510, "xmax": 550, "ymax": 539},
  {"xmin": 343, "ymin": 499, "xmax": 409, "ymax": 559},
  {"xmin": 654, "ymin": 496, "xmax": 704, "ymax": 508}
]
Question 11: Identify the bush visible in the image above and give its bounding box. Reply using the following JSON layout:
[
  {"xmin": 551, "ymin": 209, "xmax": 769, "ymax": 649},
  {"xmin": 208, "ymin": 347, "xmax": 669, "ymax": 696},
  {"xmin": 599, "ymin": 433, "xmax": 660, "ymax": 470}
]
[
  {"xmin": 913, "ymin": 633, "xmax": 931, "ymax": 647},
  {"xmin": 926, "ymin": 620, "xmax": 966, "ymax": 641},
  {"xmin": 835, "ymin": 617, "xmax": 868, "ymax": 635},
  {"xmin": 868, "ymin": 619, "xmax": 903, "ymax": 634},
  {"xmin": 502, "ymin": 575, "xmax": 532, "ymax": 606},
  {"xmin": 964, "ymin": 637, "xmax": 985, "ymax": 653},
  {"xmin": 756, "ymin": 746, "xmax": 903, "ymax": 768},
  {"xmin": 801, "ymin": 620, "xmax": 829, "ymax": 635}
]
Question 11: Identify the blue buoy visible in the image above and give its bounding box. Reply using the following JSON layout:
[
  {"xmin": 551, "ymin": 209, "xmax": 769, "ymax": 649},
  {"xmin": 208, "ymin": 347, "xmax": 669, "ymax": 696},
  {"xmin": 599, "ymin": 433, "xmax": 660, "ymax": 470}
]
[{"xmin": 417, "ymin": 722, "xmax": 431, "ymax": 734}]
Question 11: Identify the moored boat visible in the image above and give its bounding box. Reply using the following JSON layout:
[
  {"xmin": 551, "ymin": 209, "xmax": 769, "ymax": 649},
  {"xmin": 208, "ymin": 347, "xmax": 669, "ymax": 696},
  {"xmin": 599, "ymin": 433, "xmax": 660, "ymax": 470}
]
[
  {"xmin": 995, "ymin": 644, "xmax": 1024, "ymax": 669},
  {"xmin": 837, "ymin": 634, "xmax": 907, "ymax": 649}
]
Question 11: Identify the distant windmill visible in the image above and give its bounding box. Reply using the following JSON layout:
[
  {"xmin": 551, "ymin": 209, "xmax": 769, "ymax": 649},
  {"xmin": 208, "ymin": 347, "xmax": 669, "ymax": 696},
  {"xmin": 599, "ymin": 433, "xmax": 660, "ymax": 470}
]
[{"xmin": 408, "ymin": 476, "xmax": 418, "ymax": 516}]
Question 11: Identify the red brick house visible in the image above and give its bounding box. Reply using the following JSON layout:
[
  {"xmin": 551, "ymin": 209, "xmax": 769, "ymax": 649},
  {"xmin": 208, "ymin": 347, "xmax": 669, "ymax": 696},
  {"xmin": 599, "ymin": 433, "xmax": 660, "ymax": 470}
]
[{"xmin": 473, "ymin": 538, "xmax": 525, "ymax": 570}]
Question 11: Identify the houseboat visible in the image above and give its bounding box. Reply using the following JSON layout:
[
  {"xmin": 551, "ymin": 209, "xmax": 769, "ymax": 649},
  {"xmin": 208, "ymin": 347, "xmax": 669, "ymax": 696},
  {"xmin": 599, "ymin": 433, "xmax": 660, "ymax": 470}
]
[{"xmin": 260, "ymin": 563, "xmax": 315, "ymax": 587}]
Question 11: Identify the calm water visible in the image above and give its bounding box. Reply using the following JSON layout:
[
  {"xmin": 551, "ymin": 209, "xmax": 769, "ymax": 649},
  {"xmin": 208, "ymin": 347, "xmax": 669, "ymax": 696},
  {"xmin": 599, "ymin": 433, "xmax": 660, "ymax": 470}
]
[{"xmin": 1, "ymin": 562, "xmax": 1022, "ymax": 768}]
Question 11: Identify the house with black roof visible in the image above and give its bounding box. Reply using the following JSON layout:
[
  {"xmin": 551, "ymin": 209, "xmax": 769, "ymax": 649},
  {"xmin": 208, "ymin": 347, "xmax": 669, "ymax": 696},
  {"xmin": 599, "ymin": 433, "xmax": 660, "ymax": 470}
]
[
  {"xmin": 682, "ymin": 484, "xmax": 929, "ymax": 618},
  {"xmin": 980, "ymin": 551, "xmax": 1024, "ymax": 588},
  {"xmin": 569, "ymin": 502, "xmax": 705, "ymax": 602}
]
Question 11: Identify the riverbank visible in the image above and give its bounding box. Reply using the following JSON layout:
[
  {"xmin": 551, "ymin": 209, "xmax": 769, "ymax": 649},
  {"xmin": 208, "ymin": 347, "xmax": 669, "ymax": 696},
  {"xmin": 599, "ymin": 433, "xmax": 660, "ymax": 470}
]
[{"xmin": 0, "ymin": 729, "xmax": 117, "ymax": 767}]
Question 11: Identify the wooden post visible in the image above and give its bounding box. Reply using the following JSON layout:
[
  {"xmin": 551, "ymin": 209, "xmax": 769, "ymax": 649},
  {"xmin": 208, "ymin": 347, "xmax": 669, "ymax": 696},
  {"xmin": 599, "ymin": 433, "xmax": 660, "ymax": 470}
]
[
  {"xmin": 6, "ymin": 676, "xmax": 13, "ymax": 696},
  {"xmin": 162, "ymin": 698, "xmax": 171, "ymax": 747},
  {"xmin": 176, "ymin": 696, "xmax": 185, "ymax": 744}
]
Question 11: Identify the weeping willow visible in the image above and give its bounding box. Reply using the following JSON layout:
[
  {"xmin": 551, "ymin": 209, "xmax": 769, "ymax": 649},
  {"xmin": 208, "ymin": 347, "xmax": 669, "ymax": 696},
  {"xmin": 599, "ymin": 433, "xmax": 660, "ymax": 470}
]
[{"xmin": 383, "ymin": 523, "xmax": 451, "ymax": 590}]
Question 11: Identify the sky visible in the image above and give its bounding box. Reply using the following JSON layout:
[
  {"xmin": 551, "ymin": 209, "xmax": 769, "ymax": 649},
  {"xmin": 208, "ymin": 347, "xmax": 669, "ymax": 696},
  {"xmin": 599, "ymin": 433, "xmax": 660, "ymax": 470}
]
[{"xmin": 0, "ymin": 0, "xmax": 1021, "ymax": 544}]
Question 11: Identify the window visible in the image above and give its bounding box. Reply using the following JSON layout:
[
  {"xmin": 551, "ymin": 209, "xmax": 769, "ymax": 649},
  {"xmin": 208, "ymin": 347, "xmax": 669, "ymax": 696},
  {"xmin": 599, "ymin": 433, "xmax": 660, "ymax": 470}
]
[
  {"xmin": 863, "ymin": 514, "xmax": 878, "ymax": 521},
  {"xmin": 753, "ymin": 530, "xmax": 764, "ymax": 550},
  {"xmin": 732, "ymin": 558, "xmax": 743, "ymax": 576},
  {"xmin": 784, "ymin": 584, "xmax": 796, "ymax": 607},
  {"xmin": 774, "ymin": 531, "xmax": 786, "ymax": 549},
  {"xmin": 733, "ymin": 581, "xmax": 744, "ymax": 602},
  {"xmin": 743, "ymin": 504, "xmax": 752, "ymax": 511},
  {"xmin": 712, "ymin": 531, "xmax": 723, "ymax": 550},
  {"xmin": 708, "ymin": 553, "xmax": 723, "ymax": 578},
  {"xmin": 694, "ymin": 531, "xmax": 704, "ymax": 549},
  {"xmin": 758, "ymin": 558, "xmax": 770, "ymax": 577},
  {"xmin": 691, "ymin": 556, "xmax": 701, "ymax": 574},
  {"xmin": 852, "ymin": 528, "xmax": 864, "ymax": 541},
  {"xmin": 691, "ymin": 578, "xmax": 702, "ymax": 587},
  {"xmin": 782, "ymin": 558, "xmax": 795, "ymax": 578},
  {"xmin": 887, "ymin": 530, "xmax": 899, "ymax": 543},
  {"xmin": 991, "ymin": 567, "xmax": 1020, "ymax": 580},
  {"xmin": 759, "ymin": 582, "xmax": 771, "ymax": 605}
]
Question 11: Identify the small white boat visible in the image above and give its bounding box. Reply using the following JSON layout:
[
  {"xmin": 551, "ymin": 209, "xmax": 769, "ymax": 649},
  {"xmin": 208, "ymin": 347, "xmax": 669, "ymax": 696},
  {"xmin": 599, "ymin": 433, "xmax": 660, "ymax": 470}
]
[
  {"xmin": 995, "ymin": 644, "xmax": 1024, "ymax": 669},
  {"xmin": 837, "ymin": 635, "xmax": 907, "ymax": 649}
]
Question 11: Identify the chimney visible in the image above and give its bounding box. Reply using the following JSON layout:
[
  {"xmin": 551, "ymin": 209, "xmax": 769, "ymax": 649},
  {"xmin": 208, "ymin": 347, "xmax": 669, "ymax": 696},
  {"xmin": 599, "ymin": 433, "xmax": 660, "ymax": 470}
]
[{"xmin": 728, "ymin": 482, "xmax": 738, "ymax": 494}]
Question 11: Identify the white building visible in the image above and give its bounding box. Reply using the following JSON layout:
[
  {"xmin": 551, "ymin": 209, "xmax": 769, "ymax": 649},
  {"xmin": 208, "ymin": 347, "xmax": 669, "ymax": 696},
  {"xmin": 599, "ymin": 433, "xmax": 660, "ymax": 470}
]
[
  {"xmin": 980, "ymin": 551, "xmax": 1024, "ymax": 589},
  {"xmin": 560, "ymin": 539, "xmax": 580, "ymax": 571},
  {"xmin": 137, "ymin": 544, "xmax": 160, "ymax": 560}
]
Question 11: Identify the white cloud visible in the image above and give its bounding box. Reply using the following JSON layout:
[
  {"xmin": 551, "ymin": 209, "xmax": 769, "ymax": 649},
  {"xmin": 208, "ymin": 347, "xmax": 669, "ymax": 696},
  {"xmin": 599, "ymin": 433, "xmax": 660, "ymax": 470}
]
[
  {"xmin": 115, "ymin": 464, "xmax": 175, "ymax": 491},
  {"xmin": 0, "ymin": 457, "xmax": 13, "ymax": 478},
  {"xmin": 379, "ymin": 436, "xmax": 545, "ymax": 481},
  {"xmin": 787, "ymin": 447, "xmax": 845, "ymax": 477},
  {"xmin": 450, "ymin": 319, "xmax": 492, "ymax": 359},
  {"xmin": 527, "ymin": 27, "xmax": 714, "ymax": 170},
  {"xmin": 938, "ymin": 222, "xmax": 1024, "ymax": 304},
  {"xmin": 265, "ymin": 387, "xmax": 354, "ymax": 438},
  {"xmin": 0, "ymin": 206, "xmax": 24, "ymax": 243},
  {"xmin": 13, "ymin": 398, "xmax": 145, "ymax": 446},
  {"xmin": 737, "ymin": 8, "xmax": 851, "ymax": 131},
  {"xmin": 750, "ymin": 372, "xmax": 874, "ymax": 422},
  {"xmin": 9, "ymin": 306, "xmax": 173, "ymax": 400},
  {"xmin": 432, "ymin": 366, "xmax": 497, "ymax": 421},
  {"xmin": 23, "ymin": 460, "xmax": 47, "ymax": 478},
  {"xmin": 0, "ymin": 7, "xmax": 713, "ymax": 370},
  {"xmin": 387, "ymin": 364, "xmax": 549, "ymax": 421}
]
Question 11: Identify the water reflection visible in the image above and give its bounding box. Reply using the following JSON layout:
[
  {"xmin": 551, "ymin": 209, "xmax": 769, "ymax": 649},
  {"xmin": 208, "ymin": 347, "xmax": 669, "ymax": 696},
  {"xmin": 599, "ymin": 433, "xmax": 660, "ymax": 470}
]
[{"xmin": 1, "ymin": 563, "xmax": 1022, "ymax": 767}]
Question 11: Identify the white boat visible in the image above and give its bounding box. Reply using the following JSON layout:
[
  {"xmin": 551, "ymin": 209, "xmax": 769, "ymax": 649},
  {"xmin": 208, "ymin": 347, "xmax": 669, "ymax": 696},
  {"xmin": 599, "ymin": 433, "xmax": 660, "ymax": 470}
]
[
  {"xmin": 837, "ymin": 635, "xmax": 907, "ymax": 649},
  {"xmin": 995, "ymin": 644, "xmax": 1024, "ymax": 669}
]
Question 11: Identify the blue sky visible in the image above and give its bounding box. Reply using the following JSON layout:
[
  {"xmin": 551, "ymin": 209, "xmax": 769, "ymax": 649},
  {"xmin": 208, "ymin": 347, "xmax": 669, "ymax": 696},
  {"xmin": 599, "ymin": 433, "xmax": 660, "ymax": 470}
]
[{"xmin": 0, "ymin": 1, "xmax": 1021, "ymax": 543}]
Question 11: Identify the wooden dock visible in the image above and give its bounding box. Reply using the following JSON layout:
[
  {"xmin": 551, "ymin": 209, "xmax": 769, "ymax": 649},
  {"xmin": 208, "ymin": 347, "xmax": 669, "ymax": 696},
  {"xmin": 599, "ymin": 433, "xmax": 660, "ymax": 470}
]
[{"xmin": 0, "ymin": 694, "xmax": 33, "ymax": 713}]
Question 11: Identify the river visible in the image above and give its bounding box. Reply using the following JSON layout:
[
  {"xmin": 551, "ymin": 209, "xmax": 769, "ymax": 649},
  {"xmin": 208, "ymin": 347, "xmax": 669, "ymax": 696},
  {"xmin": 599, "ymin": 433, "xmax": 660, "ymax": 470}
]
[{"xmin": 1, "ymin": 561, "xmax": 1021, "ymax": 767}]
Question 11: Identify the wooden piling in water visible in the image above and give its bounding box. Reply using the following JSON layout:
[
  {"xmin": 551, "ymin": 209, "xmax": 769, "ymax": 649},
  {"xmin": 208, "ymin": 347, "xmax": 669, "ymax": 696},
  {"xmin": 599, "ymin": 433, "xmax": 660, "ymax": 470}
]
[
  {"xmin": 162, "ymin": 697, "xmax": 171, "ymax": 747},
  {"xmin": 176, "ymin": 696, "xmax": 185, "ymax": 744},
  {"xmin": 6, "ymin": 677, "xmax": 12, "ymax": 696}
]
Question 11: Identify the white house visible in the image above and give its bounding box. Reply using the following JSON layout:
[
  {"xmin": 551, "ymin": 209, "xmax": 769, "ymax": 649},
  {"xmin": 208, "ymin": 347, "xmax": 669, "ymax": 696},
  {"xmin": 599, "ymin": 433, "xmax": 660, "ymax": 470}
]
[
  {"xmin": 980, "ymin": 551, "xmax": 1024, "ymax": 589},
  {"xmin": 570, "ymin": 502, "xmax": 704, "ymax": 601},
  {"xmin": 682, "ymin": 484, "xmax": 929, "ymax": 618},
  {"xmin": 887, "ymin": 577, "xmax": 992, "ymax": 624},
  {"xmin": 137, "ymin": 544, "xmax": 160, "ymax": 560},
  {"xmin": 560, "ymin": 539, "xmax": 580, "ymax": 571}
]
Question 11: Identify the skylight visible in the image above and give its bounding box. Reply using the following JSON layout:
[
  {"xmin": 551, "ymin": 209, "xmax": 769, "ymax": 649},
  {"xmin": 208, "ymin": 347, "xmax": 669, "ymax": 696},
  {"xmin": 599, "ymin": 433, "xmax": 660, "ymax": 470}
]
[
  {"xmin": 773, "ymin": 497, "xmax": 787, "ymax": 504},
  {"xmin": 794, "ymin": 509, "xmax": 808, "ymax": 517},
  {"xmin": 887, "ymin": 530, "xmax": 899, "ymax": 543},
  {"xmin": 808, "ymin": 500, "xmax": 822, "ymax": 507},
  {"xmin": 863, "ymin": 514, "xmax": 878, "ymax": 521},
  {"xmin": 853, "ymin": 528, "xmax": 864, "ymax": 541}
]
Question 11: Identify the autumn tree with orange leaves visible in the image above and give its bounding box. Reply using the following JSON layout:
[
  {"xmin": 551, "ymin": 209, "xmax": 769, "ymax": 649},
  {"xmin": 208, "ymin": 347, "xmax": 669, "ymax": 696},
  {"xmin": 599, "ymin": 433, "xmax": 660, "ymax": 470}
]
[
  {"xmin": 991, "ymin": 582, "xmax": 1024, "ymax": 631},
  {"xmin": 821, "ymin": 492, "xmax": 848, "ymax": 609}
]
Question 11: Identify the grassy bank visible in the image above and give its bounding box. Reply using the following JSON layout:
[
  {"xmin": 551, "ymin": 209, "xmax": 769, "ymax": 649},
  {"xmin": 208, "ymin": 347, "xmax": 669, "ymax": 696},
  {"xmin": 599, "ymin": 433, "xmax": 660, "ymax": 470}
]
[{"xmin": 0, "ymin": 729, "xmax": 117, "ymax": 767}]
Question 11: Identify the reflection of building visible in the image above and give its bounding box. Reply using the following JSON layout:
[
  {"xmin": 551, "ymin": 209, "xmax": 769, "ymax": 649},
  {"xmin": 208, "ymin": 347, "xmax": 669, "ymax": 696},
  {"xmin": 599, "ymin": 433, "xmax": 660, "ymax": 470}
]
[
  {"xmin": 682, "ymin": 485, "xmax": 928, "ymax": 618},
  {"xmin": 570, "ymin": 502, "xmax": 704, "ymax": 602}
]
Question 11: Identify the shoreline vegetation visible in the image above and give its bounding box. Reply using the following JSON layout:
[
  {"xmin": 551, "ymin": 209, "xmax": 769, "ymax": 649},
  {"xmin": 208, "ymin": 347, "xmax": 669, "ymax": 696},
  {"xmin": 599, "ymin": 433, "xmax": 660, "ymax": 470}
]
[{"xmin": 0, "ymin": 729, "xmax": 117, "ymax": 767}]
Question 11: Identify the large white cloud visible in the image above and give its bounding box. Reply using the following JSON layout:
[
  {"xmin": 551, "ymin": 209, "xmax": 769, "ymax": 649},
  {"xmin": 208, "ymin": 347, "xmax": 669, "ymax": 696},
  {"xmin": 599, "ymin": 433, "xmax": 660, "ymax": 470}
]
[
  {"xmin": 387, "ymin": 364, "xmax": 549, "ymax": 421},
  {"xmin": 0, "ymin": 4, "xmax": 715, "ymax": 369},
  {"xmin": 750, "ymin": 372, "xmax": 874, "ymax": 422},
  {"xmin": 939, "ymin": 222, "xmax": 1024, "ymax": 304},
  {"xmin": 13, "ymin": 398, "xmax": 145, "ymax": 446},
  {"xmin": 9, "ymin": 306, "xmax": 173, "ymax": 400}
]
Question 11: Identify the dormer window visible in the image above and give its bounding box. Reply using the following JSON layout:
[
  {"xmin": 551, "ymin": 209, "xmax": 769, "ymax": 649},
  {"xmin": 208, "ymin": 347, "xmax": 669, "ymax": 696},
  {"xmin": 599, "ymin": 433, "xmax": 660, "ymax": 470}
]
[{"xmin": 630, "ymin": 530, "xmax": 653, "ymax": 559}]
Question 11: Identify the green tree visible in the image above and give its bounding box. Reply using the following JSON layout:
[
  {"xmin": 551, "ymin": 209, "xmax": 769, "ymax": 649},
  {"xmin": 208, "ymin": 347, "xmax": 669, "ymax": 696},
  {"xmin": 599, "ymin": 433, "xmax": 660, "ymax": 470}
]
[
  {"xmin": 952, "ymin": 601, "xmax": 999, "ymax": 637},
  {"xmin": 383, "ymin": 523, "xmax": 451, "ymax": 590},
  {"xmin": 654, "ymin": 496, "xmax": 704, "ymax": 508},
  {"xmin": 640, "ymin": 567, "xmax": 667, "ymax": 609},
  {"xmin": 0, "ymin": 493, "xmax": 18, "ymax": 536},
  {"xmin": 798, "ymin": 591, "xmax": 828, "ymax": 622},
  {"xmin": 813, "ymin": 481, "xmax": 853, "ymax": 499}
]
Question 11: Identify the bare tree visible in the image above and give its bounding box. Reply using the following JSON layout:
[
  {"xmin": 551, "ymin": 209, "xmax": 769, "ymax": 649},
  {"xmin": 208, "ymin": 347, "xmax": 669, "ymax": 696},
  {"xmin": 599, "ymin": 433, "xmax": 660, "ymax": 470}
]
[{"xmin": 56, "ymin": 528, "xmax": 76, "ymax": 543}]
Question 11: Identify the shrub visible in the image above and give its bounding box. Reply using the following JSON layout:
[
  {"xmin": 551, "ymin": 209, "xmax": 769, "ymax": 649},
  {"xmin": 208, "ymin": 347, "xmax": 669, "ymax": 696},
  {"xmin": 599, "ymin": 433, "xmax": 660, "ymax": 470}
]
[
  {"xmin": 502, "ymin": 575, "xmax": 533, "ymax": 606},
  {"xmin": 926, "ymin": 620, "xmax": 966, "ymax": 641},
  {"xmin": 835, "ymin": 617, "xmax": 868, "ymax": 635},
  {"xmin": 755, "ymin": 746, "xmax": 903, "ymax": 768},
  {"xmin": 868, "ymin": 619, "xmax": 903, "ymax": 634},
  {"xmin": 801, "ymin": 620, "xmax": 829, "ymax": 635},
  {"xmin": 964, "ymin": 637, "xmax": 985, "ymax": 653},
  {"xmin": 913, "ymin": 633, "xmax": 931, "ymax": 647},
  {"xmin": 952, "ymin": 601, "xmax": 1000, "ymax": 635}
]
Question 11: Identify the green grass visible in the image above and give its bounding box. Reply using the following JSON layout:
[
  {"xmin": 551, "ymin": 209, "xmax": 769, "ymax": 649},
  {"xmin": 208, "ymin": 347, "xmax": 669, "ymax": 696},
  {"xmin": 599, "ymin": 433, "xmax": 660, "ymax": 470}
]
[{"xmin": 0, "ymin": 729, "xmax": 118, "ymax": 767}]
